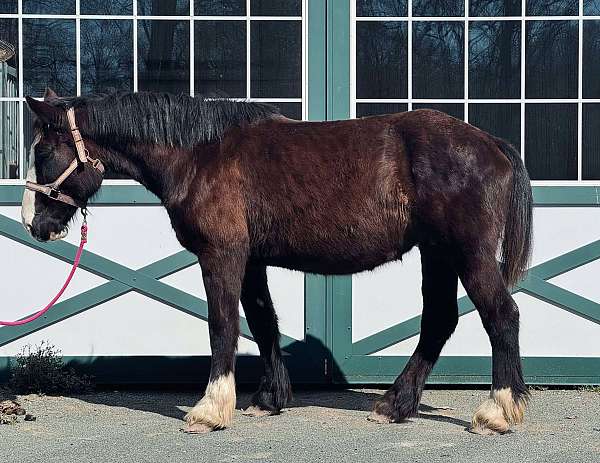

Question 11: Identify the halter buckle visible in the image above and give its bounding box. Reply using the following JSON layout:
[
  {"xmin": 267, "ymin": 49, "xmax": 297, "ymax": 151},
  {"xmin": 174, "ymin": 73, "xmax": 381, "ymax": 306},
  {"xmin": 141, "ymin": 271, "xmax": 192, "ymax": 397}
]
[{"xmin": 90, "ymin": 158, "xmax": 102, "ymax": 171}]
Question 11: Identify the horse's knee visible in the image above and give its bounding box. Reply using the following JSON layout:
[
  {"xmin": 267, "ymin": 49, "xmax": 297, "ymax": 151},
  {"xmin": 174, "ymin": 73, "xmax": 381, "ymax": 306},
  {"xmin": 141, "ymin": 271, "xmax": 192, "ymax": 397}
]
[{"xmin": 184, "ymin": 372, "xmax": 236, "ymax": 432}]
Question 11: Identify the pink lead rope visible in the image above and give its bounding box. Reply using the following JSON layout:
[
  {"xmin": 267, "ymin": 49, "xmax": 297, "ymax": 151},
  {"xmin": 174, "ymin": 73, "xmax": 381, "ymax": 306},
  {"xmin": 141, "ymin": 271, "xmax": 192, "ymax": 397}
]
[{"xmin": 0, "ymin": 220, "xmax": 88, "ymax": 327}]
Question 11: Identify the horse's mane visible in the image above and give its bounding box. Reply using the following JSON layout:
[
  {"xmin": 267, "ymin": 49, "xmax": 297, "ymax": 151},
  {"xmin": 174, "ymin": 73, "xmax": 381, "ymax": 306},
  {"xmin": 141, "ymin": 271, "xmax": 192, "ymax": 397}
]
[{"xmin": 53, "ymin": 92, "xmax": 281, "ymax": 148}]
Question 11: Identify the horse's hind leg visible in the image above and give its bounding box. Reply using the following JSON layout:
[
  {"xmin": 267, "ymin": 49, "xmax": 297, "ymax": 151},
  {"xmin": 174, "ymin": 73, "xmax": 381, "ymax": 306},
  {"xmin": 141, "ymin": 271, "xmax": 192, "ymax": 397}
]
[
  {"xmin": 240, "ymin": 264, "xmax": 292, "ymax": 416},
  {"xmin": 457, "ymin": 249, "xmax": 528, "ymax": 435},
  {"xmin": 369, "ymin": 245, "xmax": 458, "ymax": 423}
]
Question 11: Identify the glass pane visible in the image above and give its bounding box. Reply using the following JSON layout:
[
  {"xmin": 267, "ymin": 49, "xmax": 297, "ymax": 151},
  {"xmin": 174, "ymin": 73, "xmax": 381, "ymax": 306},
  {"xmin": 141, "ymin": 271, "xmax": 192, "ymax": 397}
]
[
  {"xmin": 526, "ymin": 0, "xmax": 577, "ymax": 15},
  {"xmin": 251, "ymin": 21, "xmax": 301, "ymax": 98},
  {"xmin": 585, "ymin": 0, "xmax": 600, "ymax": 14},
  {"xmin": 357, "ymin": 103, "xmax": 407, "ymax": 117},
  {"xmin": 470, "ymin": 0, "xmax": 520, "ymax": 15},
  {"xmin": 81, "ymin": 0, "xmax": 133, "ymax": 15},
  {"xmin": 525, "ymin": 103, "xmax": 577, "ymax": 180},
  {"xmin": 138, "ymin": 0, "xmax": 189, "ymax": 15},
  {"xmin": 195, "ymin": 0, "xmax": 245, "ymax": 15},
  {"xmin": 583, "ymin": 21, "xmax": 600, "ymax": 99},
  {"xmin": 251, "ymin": 0, "xmax": 301, "ymax": 16},
  {"xmin": 0, "ymin": 19, "xmax": 18, "ymax": 98},
  {"xmin": 413, "ymin": 0, "xmax": 463, "ymax": 16},
  {"xmin": 469, "ymin": 21, "xmax": 520, "ymax": 99},
  {"xmin": 0, "ymin": 101, "xmax": 19, "ymax": 179},
  {"xmin": 357, "ymin": 0, "xmax": 407, "ymax": 16},
  {"xmin": 138, "ymin": 20, "xmax": 190, "ymax": 94},
  {"xmin": 413, "ymin": 103, "xmax": 464, "ymax": 120},
  {"xmin": 81, "ymin": 20, "xmax": 133, "ymax": 94},
  {"xmin": 469, "ymin": 103, "xmax": 520, "ymax": 148},
  {"xmin": 24, "ymin": 0, "xmax": 75, "ymax": 14},
  {"xmin": 357, "ymin": 22, "xmax": 407, "ymax": 99},
  {"xmin": 412, "ymin": 22, "xmax": 464, "ymax": 99},
  {"xmin": 195, "ymin": 21, "xmax": 246, "ymax": 98},
  {"xmin": 583, "ymin": 104, "xmax": 600, "ymax": 180},
  {"xmin": 272, "ymin": 102, "xmax": 302, "ymax": 119},
  {"xmin": 0, "ymin": 1, "xmax": 16, "ymax": 14},
  {"xmin": 23, "ymin": 19, "xmax": 76, "ymax": 97},
  {"xmin": 525, "ymin": 20, "xmax": 577, "ymax": 99}
]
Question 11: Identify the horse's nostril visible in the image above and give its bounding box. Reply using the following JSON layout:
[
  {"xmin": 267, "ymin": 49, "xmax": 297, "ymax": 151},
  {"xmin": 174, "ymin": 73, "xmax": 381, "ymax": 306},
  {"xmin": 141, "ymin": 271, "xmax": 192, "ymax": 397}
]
[{"xmin": 26, "ymin": 224, "xmax": 32, "ymax": 233}]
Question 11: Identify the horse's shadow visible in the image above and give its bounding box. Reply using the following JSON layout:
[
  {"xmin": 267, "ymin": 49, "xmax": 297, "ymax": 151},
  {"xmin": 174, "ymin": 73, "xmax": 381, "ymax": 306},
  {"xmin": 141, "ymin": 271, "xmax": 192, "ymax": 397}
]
[
  {"xmin": 69, "ymin": 388, "xmax": 469, "ymax": 430},
  {"xmin": 63, "ymin": 336, "xmax": 470, "ymax": 430}
]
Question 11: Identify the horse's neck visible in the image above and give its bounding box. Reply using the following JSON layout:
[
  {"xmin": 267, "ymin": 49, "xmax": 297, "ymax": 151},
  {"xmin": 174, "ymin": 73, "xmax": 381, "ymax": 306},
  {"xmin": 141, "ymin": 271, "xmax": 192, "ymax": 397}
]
[{"xmin": 101, "ymin": 141, "xmax": 195, "ymax": 204}]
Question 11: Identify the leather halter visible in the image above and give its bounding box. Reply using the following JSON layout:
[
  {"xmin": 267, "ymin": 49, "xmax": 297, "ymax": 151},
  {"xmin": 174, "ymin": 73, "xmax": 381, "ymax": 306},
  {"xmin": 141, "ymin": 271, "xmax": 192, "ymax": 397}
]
[{"xmin": 25, "ymin": 107, "xmax": 105, "ymax": 209}]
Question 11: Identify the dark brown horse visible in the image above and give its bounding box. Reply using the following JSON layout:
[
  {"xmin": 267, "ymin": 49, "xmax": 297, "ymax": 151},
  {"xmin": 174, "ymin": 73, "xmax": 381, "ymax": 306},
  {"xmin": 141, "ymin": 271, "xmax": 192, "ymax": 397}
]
[{"xmin": 22, "ymin": 89, "xmax": 532, "ymax": 435}]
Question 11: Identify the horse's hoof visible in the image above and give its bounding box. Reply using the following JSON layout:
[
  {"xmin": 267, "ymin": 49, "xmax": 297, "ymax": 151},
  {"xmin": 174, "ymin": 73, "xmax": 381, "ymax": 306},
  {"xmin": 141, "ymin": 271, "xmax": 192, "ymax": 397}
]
[
  {"xmin": 468, "ymin": 424, "xmax": 501, "ymax": 436},
  {"xmin": 367, "ymin": 411, "xmax": 393, "ymax": 424},
  {"xmin": 181, "ymin": 422, "xmax": 214, "ymax": 434},
  {"xmin": 470, "ymin": 398, "xmax": 510, "ymax": 435},
  {"xmin": 243, "ymin": 405, "xmax": 276, "ymax": 417}
]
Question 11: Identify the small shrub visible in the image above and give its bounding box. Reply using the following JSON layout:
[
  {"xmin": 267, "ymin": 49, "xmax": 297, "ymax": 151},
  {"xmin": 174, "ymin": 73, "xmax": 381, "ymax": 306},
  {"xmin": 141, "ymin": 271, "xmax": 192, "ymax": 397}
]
[{"xmin": 9, "ymin": 341, "xmax": 93, "ymax": 395}]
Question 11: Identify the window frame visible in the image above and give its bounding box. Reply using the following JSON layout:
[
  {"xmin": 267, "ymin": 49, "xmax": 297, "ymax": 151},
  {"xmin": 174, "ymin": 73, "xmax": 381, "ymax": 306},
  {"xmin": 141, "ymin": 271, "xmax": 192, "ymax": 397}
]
[
  {"xmin": 350, "ymin": 0, "xmax": 600, "ymax": 185},
  {"xmin": 0, "ymin": 0, "xmax": 308, "ymax": 184}
]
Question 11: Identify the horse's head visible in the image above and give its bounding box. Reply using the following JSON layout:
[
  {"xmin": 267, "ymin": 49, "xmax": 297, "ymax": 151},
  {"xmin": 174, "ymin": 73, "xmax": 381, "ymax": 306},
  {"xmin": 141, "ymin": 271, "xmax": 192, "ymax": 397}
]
[{"xmin": 21, "ymin": 89, "xmax": 103, "ymax": 242}]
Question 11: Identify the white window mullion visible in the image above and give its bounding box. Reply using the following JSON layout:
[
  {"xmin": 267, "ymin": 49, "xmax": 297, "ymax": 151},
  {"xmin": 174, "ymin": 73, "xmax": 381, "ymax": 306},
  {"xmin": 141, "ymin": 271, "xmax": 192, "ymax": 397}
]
[
  {"xmin": 246, "ymin": 0, "xmax": 251, "ymax": 99},
  {"xmin": 301, "ymin": 0, "xmax": 306, "ymax": 120},
  {"xmin": 578, "ymin": 1, "xmax": 583, "ymax": 180},
  {"xmin": 189, "ymin": 0, "xmax": 194, "ymax": 97},
  {"xmin": 407, "ymin": 0, "xmax": 412, "ymax": 111},
  {"xmin": 133, "ymin": 0, "xmax": 138, "ymax": 92},
  {"xmin": 76, "ymin": 0, "xmax": 81, "ymax": 95},
  {"xmin": 464, "ymin": 0, "xmax": 469, "ymax": 122},
  {"xmin": 17, "ymin": 0, "xmax": 24, "ymax": 178},
  {"xmin": 349, "ymin": 0, "xmax": 356, "ymax": 118},
  {"xmin": 521, "ymin": 2, "xmax": 526, "ymax": 163}
]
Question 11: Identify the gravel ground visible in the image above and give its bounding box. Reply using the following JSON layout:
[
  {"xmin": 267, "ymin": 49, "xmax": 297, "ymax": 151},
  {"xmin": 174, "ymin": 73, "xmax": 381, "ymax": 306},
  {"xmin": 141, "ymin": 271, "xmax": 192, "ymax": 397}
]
[{"xmin": 0, "ymin": 388, "xmax": 598, "ymax": 463}]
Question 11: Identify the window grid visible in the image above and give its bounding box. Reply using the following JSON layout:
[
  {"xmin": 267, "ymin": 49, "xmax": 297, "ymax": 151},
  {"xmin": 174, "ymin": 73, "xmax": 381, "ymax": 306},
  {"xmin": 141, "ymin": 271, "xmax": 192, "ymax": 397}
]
[
  {"xmin": 351, "ymin": 4, "xmax": 598, "ymax": 184},
  {"xmin": 0, "ymin": 0, "xmax": 307, "ymax": 183}
]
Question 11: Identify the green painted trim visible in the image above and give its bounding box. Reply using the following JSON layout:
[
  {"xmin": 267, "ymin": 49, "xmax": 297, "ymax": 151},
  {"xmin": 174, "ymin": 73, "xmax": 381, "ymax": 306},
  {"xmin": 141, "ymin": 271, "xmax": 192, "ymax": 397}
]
[
  {"xmin": 308, "ymin": 0, "xmax": 326, "ymax": 122},
  {"xmin": 326, "ymin": 0, "xmax": 350, "ymax": 121},
  {"xmin": 520, "ymin": 275, "xmax": 600, "ymax": 325},
  {"xmin": 351, "ymin": 240, "xmax": 600, "ymax": 356},
  {"xmin": 0, "ymin": 184, "xmax": 160, "ymax": 205},
  {"xmin": 0, "ymin": 356, "xmax": 596, "ymax": 386},
  {"xmin": 337, "ymin": 356, "xmax": 600, "ymax": 385},
  {"xmin": 0, "ymin": 355, "xmax": 328, "ymax": 385},
  {"xmin": 330, "ymin": 275, "xmax": 353, "ymax": 372},
  {"xmin": 352, "ymin": 297, "xmax": 476, "ymax": 356},
  {"xmin": 529, "ymin": 239, "xmax": 600, "ymax": 280},
  {"xmin": 532, "ymin": 186, "xmax": 600, "ymax": 206}
]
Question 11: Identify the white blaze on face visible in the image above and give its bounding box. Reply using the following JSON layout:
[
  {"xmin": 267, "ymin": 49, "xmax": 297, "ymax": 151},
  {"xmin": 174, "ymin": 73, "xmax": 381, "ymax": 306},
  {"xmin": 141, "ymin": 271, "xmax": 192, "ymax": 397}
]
[
  {"xmin": 21, "ymin": 133, "xmax": 41, "ymax": 233},
  {"xmin": 21, "ymin": 167, "xmax": 36, "ymax": 229}
]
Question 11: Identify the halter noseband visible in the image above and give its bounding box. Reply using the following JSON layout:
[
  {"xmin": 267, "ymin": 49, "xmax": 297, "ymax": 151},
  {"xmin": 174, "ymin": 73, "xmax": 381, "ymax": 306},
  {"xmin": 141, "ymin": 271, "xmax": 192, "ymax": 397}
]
[{"xmin": 25, "ymin": 107, "xmax": 105, "ymax": 209}]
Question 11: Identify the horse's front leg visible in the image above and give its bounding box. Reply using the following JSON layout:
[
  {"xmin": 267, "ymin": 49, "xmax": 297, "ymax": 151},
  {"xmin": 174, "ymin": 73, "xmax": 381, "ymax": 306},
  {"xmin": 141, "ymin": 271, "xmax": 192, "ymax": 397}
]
[{"xmin": 184, "ymin": 246, "xmax": 247, "ymax": 433}]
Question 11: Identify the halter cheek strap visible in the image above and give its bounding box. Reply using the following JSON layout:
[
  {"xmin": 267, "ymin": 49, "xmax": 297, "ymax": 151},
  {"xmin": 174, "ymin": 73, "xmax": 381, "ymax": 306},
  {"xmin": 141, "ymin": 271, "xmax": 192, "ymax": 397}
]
[{"xmin": 25, "ymin": 107, "xmax": 105, "ymax": 209}]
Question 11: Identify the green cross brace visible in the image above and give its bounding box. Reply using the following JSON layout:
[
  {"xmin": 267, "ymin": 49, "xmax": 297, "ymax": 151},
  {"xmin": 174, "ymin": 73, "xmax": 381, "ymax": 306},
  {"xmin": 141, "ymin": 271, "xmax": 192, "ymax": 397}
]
[
  {"xmin": 0, "ymin": 214, "xmax": 302, "ymax": 353},
  {"xmin": 352, "ymin": 240, "xmax": 600, "ymax": 355}
]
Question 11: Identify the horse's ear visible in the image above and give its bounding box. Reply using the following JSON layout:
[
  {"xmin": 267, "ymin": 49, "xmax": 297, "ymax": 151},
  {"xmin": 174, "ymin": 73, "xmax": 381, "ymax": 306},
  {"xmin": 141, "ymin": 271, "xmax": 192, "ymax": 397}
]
[
  {"xmin": 43, "ymin": 87, "xmax": 59, "ymax": 101},
  {"xmin": 25, "ymin": 96, "xmax": 61, "ymax": 125}
]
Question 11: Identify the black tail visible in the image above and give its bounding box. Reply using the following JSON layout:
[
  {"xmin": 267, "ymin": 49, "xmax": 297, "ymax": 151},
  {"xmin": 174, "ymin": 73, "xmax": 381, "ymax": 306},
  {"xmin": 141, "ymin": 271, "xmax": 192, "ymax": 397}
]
[{"xmin": 495, "ymin": 138, "xmax": 533, "ymax": 287}]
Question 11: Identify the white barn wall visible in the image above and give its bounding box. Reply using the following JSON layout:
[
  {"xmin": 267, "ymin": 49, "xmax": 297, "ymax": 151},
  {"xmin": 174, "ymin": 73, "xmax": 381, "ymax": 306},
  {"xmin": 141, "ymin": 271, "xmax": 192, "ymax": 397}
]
[{"xmin": 0, "ymin": 205, "xmax": 305, "ymax": 357}]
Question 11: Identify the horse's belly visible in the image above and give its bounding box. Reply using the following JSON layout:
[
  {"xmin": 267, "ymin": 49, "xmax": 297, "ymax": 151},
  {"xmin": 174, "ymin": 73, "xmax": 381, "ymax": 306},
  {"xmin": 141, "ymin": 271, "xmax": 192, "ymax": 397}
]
[{"xmin": 258, "ymin": 230, "xmax": 413, "ymax": 275}]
